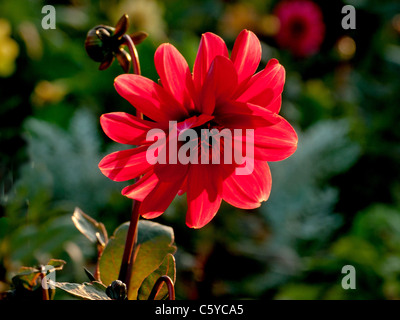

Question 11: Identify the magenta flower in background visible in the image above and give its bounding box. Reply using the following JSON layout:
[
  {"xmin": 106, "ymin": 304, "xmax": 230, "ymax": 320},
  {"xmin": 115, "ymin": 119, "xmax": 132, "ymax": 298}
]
[{"xmin": 274, "ymin": 0, "xmax": 325, "ymax": 57}]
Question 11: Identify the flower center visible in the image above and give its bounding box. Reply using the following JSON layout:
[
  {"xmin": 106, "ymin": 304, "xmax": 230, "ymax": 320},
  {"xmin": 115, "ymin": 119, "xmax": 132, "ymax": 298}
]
[
  {"xmin": 289, "ymin": 18, "xmax": 307, "ymax": 37},
  {"xmin": 176, "ymin": 115, "xmax": 230, "ymax": 164}
]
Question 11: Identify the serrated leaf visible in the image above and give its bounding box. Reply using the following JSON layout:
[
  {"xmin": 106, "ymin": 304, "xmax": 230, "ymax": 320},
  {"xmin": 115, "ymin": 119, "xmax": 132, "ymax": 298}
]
[
  {"xmin": 99, "ymin": 220, "xmax": 176, "ymax": 300},
  {"xmin": 55, "ymin": 281, "xmax": 111, "ymax": 300},
  {"xmin": 72, "ymin": 207, "xmax": 108, "ymax": 246},
  {"xmin": 137, "ymin": 253, "xmax": 176, "ymax": 300}
]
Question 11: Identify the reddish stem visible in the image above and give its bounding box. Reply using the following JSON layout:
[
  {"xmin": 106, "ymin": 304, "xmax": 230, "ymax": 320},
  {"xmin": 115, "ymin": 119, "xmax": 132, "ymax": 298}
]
[
  {"xmin": 117, "ymin": 34, "xmax": 143, "ymax": 297},
  {"xmin": 94, "ymin": 243, "xmax": 104, "ymax": 281},
  {"xmin": 119, "ymin": 40, "xmax": 176, "ymax": 300},
  {"xmin": 118, "ymin": 199, "xmax": 141, "ymax": 288},
  {"xmin": 148, "ymin": 275, "xmax": 175, "ymax": 300},
  {"xmin": 122, "ymin": 35, "xmax": 141, "ymax": 76}
]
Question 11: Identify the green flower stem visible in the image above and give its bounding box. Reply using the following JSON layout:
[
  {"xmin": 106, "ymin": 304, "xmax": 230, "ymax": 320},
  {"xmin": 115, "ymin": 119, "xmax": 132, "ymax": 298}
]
[{"xmin": 117, "ymin": 35, "xmax": 143, "ymax": 296}]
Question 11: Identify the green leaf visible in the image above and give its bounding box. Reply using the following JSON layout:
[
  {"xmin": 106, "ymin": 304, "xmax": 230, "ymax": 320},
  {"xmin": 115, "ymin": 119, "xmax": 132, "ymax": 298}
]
[
  {"xmin": 47, "ymin": 259, "xmax": 67, "ymax": 271},
  {"xmin": 55, "ymin": 281, "xmax": 111, "ymax": 300},
  {"xmin": 12, "ymin": 267, "xmax": 41, "ymax": 291},
  {"xmin": 72, "ymin": 207, "xmax": 108, "ymax": 246},
  {"xmin": 331, "ymin": 236, "xmax": 379, "ymax": 267},
  {"xmin": 138, "ymin": 253, "xmax": 176, "ymax": 300},
  {"xmin": 11, "ymin": 259, "xmax": 66, "ymax": 291},
  {"xmin": 0, "ymin": 217, "xmax": 9, "ymax": 239},
  {"xmin": 99, "ymin": 220, "xmax": 176, "ymax": 300},
  {"xmin": 275, "ymin": 283, "xmax": 322, "ymax": 300}
]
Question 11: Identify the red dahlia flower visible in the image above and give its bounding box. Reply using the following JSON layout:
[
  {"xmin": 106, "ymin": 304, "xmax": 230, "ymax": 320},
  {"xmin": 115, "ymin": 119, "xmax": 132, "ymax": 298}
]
[
  {"xmin": 274, "ymin": 0, "xmax": 325, "ymax": 57},
  {"xmin": 99, "ymin": 29, "xmax": 298, "ymax": 228}
]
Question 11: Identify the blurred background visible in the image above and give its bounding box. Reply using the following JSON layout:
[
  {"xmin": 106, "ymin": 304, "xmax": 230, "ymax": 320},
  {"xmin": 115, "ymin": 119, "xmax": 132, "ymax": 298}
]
[{"xmin": 1, "ymin": 0, "xmax": 400, "ymax": 299}]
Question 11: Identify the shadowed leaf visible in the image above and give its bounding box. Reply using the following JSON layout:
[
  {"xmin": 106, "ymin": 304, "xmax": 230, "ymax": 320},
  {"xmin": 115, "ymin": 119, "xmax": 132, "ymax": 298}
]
[
  {"xmin": 55, "ymin": 281, "xmax": 111, "ymax": 300},
  {"xmin": 11, "ymin": 259, "xmax": 66, "ymax": 291},
  {"xmin": 138, "ymin": 253, "xmax": 176, "ymax": 300},
  {"xmin": 99, "ymin": 220, "xmax": 176, "ymax": 300},
  {"xmin": 72, "ymin": 207, "xmax": 108, "ymax": 246}
]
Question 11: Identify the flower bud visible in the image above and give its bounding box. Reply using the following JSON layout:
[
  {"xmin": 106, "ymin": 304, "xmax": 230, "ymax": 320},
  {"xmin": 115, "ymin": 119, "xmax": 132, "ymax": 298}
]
[
  {"xmin": 84, "ymin": 14, "xmax": 148, "ymax": 73},
  {"xmin": 106, "ymin": 280, "xmax": 127, "ymax": 300},
  {"xmin": 84, "ymin": 25, "xmax": 117, "ymax": 63}
]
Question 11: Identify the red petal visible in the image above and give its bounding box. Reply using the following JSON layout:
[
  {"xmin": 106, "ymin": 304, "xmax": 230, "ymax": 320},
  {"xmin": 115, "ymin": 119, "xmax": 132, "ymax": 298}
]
[
  {"xmin": 139, "ymin": 163, "xmax": 189, "ymax": 219},
  {"xmin": 221, "ymin": 160, "xmax": 271, "ymax": 209},
  {"xmin": 176, "ymin": 114, "xmax": 214, "ymax": 134},
  {"xmin": 231, "ymin": 30, "xmax": 262, "ymax": 85},
  {"xmin": 193, "ymin": 32, "xmax": 229, "ymax": 96},
  {"xmin": 237, "ymin": 59, "xmax": 285, "ymax": 113},
  {"xmin": 186, "ymin": 164, "xmax": 223, "ymax": 228},
  {"xmin": 267, "ymin": 95, "xmax": 282, "ymax": 114},
  {"xmin": 114, "ymin": 74, "xmax": 188, "ymax": 123},
  {"xmin": 214, "ymin": 101, "xmax": 280, "ymax": 129},
  {"xmin": 250, "ymin": 116, "xmax": 298, "ymax": 161},
  {"xmin": 121, "ymin": 170, "xmax": 158, "ymax": 201},
  {"xmin": 178, "ymin": 175, "xmax": 188, "ymax": 196},
  {"xmin": 99, "ymin": 146, "xmax": 152, "ymax": 182},
  {"xmin": 100, "ymin": 112, "xmax": 164, "ymax": 145},
  {"xmin": 199, "ymin": 56, "xmax": 238, "ymax": 115},
  {"xmin": 154, "ymin": 43, "xmax": 195, "ymax": 111},
  {"xmin": 153, "ymin": 156, "xmax": 190, "ymax": 182}
]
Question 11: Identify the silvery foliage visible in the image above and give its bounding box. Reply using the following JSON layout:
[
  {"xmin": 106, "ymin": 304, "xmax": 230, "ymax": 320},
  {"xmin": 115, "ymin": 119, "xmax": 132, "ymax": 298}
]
[
  {"xmin": 265, "ymin": 119, "xmax": 360, "ymax": 243},
  {"xmin": 15, "ymin": 109, "xmax": 124, "ymax": 214},
  {"xmin": 251, "ymin": 119, "xmax": 360, "ymax": 290}
]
